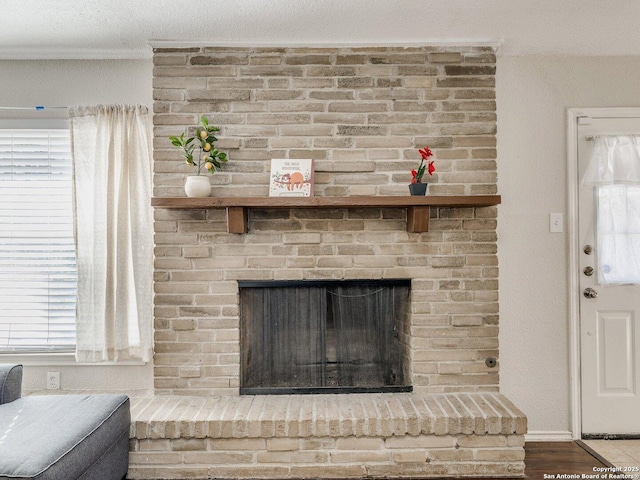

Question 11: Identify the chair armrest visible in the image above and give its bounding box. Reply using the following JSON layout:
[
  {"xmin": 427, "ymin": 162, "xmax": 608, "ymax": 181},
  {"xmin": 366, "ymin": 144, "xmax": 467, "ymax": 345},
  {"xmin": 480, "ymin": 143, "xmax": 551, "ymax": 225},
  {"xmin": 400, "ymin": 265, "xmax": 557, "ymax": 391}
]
[{"xmin": 0, "ymin": 364, "xmax": 23, "ymax": 404}]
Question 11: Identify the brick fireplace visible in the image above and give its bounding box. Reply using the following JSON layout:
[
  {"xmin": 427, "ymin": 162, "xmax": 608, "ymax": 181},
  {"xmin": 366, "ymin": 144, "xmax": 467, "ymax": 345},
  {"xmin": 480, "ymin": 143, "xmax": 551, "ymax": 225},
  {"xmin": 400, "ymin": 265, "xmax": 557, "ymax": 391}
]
[{"xmin": 141, "ymin": 45, "xmax": 526, "ymax": 479}]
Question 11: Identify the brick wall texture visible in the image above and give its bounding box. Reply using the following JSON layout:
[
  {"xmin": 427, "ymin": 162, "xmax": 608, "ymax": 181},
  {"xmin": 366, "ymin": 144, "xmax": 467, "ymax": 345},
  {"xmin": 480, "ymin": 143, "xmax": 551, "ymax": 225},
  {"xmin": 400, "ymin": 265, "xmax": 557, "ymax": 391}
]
[{"xmin": 152, "ymin": 46, "xmax": 499, "ymax": 396}]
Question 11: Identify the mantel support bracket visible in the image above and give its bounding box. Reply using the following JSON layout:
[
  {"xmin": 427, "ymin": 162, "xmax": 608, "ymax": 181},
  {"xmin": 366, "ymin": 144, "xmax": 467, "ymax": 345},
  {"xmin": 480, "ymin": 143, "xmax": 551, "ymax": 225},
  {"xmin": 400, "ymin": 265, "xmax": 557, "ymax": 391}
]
[
  {"xmin": 406, "ymin": 206, "xmax": 430, "ymax": 233},
  {"xmin": 227, "ymin": 207, "xmax": 248, "ymax": 234}
]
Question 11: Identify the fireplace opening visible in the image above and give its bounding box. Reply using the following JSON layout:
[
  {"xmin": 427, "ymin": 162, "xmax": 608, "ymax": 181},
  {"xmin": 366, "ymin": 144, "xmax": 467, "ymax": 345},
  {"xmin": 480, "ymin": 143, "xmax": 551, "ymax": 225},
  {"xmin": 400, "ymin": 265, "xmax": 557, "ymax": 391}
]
[{"xmin": 239, "ymin": 279, "xmax": 412, "ymax": 395}]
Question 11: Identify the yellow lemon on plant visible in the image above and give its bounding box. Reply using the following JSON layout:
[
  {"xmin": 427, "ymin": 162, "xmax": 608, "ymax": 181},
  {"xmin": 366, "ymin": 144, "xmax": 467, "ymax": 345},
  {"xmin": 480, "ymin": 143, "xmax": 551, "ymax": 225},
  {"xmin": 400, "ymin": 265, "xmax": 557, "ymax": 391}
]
[
  {"xmin": 203, "ymin": 142, "xmax": 211, "ymax": 151},
  {"xmin": 199, "ymin": 130, "xmax": 207, "ymax": 139},
  {"xmin": 204, "ymin": 162, "xmax": 213, "ymax": 170}
]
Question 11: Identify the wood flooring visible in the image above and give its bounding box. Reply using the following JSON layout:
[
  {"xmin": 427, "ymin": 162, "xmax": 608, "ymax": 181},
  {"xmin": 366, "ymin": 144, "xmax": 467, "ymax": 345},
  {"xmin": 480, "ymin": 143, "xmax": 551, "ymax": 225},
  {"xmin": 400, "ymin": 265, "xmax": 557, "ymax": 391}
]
[
  {"xmin": 455, "ymin": 441, "xmax": 610, "ymax": 480},
  {"xmin": 523, "ymin": 441, "xmax": 610, "ymax": 479}
]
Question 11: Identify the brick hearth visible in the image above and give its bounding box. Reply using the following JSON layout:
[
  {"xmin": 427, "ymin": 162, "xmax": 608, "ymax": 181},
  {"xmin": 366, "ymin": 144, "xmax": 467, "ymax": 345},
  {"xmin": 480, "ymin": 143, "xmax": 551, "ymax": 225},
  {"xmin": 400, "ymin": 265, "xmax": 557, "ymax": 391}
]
[{"xmin": 129, "ymin": 392, "xmax": 525, "ymax": 479}]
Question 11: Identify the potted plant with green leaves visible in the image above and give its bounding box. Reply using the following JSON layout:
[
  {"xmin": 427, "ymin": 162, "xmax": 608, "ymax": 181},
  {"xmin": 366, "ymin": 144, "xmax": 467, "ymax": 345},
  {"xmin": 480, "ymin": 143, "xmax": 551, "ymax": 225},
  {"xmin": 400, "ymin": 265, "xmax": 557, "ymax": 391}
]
[
  {"xmin": 169, "ymin": 116, "xmax": 228, "ymax": 197},
  {"xmin": 409, "ymin": 146, "xmax": 435, "ymax": 195}
]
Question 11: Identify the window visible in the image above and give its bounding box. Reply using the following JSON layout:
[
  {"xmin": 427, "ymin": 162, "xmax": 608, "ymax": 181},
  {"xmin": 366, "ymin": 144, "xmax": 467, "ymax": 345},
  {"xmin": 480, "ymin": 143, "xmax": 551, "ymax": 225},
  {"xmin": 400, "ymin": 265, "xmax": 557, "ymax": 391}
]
[
  {"xmin": 597, "ymin": 185, "xmax": 640, "ymax": 284},
  {"xmin": 0, "ymin": 123, "xmax": 77, "ymax": 352}
]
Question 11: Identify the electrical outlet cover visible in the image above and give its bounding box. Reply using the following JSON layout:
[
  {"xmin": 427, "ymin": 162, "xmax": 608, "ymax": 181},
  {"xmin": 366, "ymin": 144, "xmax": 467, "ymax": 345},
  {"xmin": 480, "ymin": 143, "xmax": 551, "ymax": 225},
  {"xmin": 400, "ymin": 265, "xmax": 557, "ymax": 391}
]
[{"xmin": 47, "ymin": 371, "xmax": 60, "ymax": 390}]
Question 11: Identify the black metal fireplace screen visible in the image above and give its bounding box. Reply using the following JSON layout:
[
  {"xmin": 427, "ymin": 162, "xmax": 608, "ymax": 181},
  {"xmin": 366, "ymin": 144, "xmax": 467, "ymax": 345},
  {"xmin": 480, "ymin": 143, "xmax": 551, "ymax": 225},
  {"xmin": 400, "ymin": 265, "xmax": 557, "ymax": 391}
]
[{"xmin": 239, "ymin": 279, "xmax": 412, "ymax": 395}]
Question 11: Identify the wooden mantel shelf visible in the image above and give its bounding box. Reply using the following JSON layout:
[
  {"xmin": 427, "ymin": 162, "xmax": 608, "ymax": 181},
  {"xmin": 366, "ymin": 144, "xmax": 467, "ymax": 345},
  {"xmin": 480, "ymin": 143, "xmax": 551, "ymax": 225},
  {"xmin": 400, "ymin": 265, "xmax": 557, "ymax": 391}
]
[{"xmin": 151, "ymin": 195, "xmax": 501, "ymax": 234}]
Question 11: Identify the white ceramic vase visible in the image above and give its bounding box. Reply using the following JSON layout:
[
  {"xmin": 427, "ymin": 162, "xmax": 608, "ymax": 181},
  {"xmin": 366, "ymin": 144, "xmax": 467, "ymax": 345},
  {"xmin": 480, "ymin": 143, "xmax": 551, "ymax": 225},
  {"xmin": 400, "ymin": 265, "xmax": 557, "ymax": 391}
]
[{"xmin": 184, "ymin": 175, "xmax": 211, "ymax": 198}]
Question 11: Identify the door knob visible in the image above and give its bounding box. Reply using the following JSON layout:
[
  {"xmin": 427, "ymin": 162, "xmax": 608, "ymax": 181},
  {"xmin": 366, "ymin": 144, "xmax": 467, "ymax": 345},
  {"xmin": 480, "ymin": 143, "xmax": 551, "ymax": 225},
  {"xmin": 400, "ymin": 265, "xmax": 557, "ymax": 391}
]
[
  {"xmin": 583, "ymin": 288, "xmax": 598, "ymax": 299},
  {"xmin": 584, "ymin": 245, "xmax": 593, "ymax": 255},
  {"xmin": 583, "ymin": 266, "xmax": 594, "ymax": 276}
]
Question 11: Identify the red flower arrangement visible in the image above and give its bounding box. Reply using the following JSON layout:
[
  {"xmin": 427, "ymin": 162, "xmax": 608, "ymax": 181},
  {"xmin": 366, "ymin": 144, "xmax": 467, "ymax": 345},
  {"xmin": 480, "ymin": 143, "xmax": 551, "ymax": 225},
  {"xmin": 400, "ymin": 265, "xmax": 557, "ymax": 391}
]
[{"xmin": 411, "ymin": 146, "xmax": 436, "ymax": 184}]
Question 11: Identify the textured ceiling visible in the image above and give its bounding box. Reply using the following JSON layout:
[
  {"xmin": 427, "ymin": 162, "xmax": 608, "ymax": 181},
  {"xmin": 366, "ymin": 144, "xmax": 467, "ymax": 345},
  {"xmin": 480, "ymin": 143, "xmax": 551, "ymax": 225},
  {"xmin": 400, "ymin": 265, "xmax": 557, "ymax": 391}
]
[{"xmin": 1, "ymin": 0, "xmax": 638, "ymax": 59}]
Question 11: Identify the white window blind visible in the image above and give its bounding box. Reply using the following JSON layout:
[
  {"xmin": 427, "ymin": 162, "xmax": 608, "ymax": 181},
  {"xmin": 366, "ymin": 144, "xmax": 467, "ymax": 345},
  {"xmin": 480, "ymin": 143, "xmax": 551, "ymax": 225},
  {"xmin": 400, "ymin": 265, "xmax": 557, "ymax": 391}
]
[{"xmin": 0, "ymin": 127, "xmax": 77, "ymax": 352}]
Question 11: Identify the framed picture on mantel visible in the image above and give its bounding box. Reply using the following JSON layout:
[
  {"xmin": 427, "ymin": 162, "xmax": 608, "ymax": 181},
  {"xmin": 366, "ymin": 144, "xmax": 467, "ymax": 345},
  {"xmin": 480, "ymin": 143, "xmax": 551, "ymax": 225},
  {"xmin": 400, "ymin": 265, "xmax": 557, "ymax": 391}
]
[{"xmin": 269, "ymin": 159, "xmax": 314, "ymax": 197}]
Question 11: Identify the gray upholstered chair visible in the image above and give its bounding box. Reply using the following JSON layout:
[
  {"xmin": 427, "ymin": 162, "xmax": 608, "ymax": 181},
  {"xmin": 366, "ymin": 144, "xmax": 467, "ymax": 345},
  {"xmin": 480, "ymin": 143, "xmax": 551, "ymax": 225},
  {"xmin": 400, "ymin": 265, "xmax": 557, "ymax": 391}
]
[{"xmin": 0, "ymin": 364, "xmax": 130, "ymax": 480}]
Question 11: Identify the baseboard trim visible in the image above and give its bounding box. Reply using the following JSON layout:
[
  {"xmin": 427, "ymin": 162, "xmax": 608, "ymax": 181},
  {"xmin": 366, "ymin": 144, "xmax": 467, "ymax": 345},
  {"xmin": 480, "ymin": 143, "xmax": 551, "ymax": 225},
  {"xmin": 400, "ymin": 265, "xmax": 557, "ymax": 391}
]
[{"xmin": 525, "ymin": 431, "xmax": 574, "ymax": 442}]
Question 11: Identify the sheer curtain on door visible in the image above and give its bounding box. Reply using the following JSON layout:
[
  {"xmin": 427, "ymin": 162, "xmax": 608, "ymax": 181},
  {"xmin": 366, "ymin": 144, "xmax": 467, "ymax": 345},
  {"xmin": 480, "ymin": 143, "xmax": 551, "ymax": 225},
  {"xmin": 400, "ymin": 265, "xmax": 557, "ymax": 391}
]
[
  {"xmin": 69, "ymin": 105, "xmax": 153, "ymax": 362},
  {"xmin": 583, "ymin": 135, "xmax": 640, "ymax": 285}
]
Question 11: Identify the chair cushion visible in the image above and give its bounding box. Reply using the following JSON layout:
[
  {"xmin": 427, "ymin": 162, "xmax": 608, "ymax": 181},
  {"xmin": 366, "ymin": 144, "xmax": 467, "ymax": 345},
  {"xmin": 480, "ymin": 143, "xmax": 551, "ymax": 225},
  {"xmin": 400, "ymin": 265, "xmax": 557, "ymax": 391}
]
[{"xmin": 0, "ymin": 394, "xmax": 130, "ymax": 480}]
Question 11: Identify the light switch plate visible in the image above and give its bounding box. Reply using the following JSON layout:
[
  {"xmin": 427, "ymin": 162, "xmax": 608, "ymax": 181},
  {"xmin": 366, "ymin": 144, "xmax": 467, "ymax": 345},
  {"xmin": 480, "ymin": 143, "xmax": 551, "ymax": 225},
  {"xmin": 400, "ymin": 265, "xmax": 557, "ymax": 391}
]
[{"xmin": 550, "ymin": 213, "xmax": 563, "ymax": 233}]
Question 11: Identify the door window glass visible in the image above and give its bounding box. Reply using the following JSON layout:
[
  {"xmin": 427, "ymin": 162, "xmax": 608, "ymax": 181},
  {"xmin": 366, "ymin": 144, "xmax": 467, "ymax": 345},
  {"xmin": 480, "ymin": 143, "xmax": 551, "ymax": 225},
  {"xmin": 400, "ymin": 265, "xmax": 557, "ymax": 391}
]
[{"xmin": 597, "ymin": 184, "xmax": 640, "ymax": 284}]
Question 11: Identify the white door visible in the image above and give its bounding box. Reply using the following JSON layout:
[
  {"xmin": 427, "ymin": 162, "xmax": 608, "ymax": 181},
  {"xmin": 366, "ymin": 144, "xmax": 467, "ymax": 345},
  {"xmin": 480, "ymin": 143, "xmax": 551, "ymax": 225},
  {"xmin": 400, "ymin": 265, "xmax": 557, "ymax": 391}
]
[{"xmin": 578, "ymin": 116, "xmax": 640, "ymax": 435}]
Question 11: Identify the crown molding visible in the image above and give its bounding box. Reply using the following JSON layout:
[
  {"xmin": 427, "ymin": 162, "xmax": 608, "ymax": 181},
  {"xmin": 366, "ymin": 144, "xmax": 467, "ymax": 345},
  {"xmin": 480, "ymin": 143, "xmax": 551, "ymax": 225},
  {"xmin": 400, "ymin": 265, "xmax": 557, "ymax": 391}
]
[
  {"xmin": 149, "ymin": 39, "xmax": 504, "ymax": 52},
  {"xmin": 0, "ymin": 39, "xmax": 505, "ymax": 61}
]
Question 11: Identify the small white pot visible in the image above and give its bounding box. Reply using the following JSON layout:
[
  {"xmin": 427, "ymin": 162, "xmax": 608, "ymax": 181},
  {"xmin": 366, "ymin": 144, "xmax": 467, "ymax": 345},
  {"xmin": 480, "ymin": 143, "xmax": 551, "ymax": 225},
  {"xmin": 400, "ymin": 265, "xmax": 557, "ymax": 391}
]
[{"xmin": 184, "ymin": 175, "xmax": 212, "ymax": 198}]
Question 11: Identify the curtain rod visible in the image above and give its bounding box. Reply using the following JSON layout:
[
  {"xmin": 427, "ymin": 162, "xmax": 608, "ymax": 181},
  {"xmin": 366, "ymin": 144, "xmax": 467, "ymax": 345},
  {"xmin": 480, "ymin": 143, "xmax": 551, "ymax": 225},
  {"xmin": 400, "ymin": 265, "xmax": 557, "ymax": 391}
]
[{"xmin": 0, "ymin": 106, "xmax": 68, "ymax": 111}]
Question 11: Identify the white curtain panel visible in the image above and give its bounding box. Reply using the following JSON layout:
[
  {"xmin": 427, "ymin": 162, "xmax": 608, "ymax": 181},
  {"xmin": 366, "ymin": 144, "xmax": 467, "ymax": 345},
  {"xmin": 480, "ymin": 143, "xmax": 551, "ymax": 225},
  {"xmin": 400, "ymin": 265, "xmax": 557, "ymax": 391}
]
[
  {"xmin": 583, "ymin": 135, "xmax": 640, "ymax": 185},
  {"xmin": 69, "ymin": 105, "xmax": 153, "ymax": 362},
  {"xmin": 596, "ymin": 185, "xmax": 640, "ymax": 285}
]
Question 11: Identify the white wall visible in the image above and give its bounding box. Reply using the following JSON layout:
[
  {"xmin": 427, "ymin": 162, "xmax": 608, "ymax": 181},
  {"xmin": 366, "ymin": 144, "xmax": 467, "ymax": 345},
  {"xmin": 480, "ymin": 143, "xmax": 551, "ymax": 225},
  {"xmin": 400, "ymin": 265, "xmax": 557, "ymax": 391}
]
[
  {"xmin": 497, "ymin": 55, "xmax": 640, "ymax": 436},
  {"xmin": 0, "ymin": 59, "xmax": 152, "ymax": 113},
  {"xmin": 0, "ymin": 59, "xmax": 154, "ymax": 392}
]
